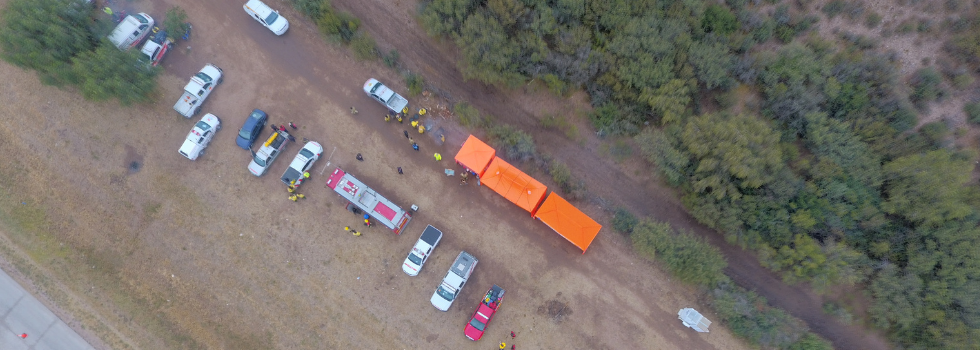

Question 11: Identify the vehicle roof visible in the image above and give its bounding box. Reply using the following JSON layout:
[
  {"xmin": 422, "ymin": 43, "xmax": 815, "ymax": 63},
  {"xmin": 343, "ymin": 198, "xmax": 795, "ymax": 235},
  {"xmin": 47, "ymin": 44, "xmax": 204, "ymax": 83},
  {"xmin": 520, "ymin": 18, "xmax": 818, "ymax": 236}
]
[
  {"xmin": 287, "ymin": 142, "xmax": 321, "ymax": 169},
  {"xmin": 108, "ymin": 13, "xmax": 152, "ymax": 47},
  {"xmin": 450, "ymin": 251, "xmax": 477, "ymax": 278},
  {"xmin": 245, "ymin": 0, "xmax": 274, "ymax": 17},
  {"xmin": 443, "ymin": 272, "xmax": 465, "ymax": 289},
  {"xmin": 419, "ymin": 225, "xmax": 443, "ymax": 245},
  {"xmin": 476, "ymin": 303, "xmax": 495, "ymax": 317}
]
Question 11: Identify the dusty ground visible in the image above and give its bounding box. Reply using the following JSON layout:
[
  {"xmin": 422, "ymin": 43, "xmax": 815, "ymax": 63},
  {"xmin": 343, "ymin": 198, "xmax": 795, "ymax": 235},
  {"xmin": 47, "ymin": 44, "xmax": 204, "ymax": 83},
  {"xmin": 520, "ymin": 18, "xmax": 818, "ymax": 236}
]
[{"xmin": 0, "ymin": 0, "xmax": 758, "ymax": 349}]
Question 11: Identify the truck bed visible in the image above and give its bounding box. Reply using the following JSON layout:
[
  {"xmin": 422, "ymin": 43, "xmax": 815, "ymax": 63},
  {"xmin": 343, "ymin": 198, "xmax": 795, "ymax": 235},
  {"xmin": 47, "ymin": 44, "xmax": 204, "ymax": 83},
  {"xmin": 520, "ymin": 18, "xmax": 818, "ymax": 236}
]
[
  {"xmin": 281, "ymin": 168, "xmax": 302, "ymax": 186},
  {"xmin": 173, "ymin": 91, "xmax": 199, "ymax": 116},
  {"xmin": 420, "ymin": 225, "xmax": 443, "ymax": 245}
]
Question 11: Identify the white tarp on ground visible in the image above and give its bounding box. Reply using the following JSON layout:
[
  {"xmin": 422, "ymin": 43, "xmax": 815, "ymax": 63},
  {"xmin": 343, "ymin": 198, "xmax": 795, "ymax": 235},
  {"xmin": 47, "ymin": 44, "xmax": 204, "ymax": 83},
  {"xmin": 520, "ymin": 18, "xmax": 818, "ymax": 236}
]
[{"xmin": 678, "ymin": 308, "xmax": 711, "ymax": 333}]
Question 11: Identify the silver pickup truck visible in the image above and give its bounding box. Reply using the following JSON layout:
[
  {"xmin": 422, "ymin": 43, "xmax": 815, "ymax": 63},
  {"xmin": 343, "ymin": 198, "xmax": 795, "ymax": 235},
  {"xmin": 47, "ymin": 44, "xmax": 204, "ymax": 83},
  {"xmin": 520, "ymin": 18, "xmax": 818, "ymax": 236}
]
[
  {"xmin": 431, "ymin": 251, "xmax": 478, "ymax": 311},
  {"xmin": 363, "ymin": 78, "xmax": 408, "ymax": 114}
]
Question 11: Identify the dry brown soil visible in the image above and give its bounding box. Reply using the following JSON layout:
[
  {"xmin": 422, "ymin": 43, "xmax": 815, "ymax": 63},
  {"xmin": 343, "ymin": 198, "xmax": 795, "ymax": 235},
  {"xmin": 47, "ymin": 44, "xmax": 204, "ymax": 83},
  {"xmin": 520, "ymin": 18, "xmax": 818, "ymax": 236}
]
[{"xmin": 0, "ymin": 0, "xmax": 761, "ymax": 349}]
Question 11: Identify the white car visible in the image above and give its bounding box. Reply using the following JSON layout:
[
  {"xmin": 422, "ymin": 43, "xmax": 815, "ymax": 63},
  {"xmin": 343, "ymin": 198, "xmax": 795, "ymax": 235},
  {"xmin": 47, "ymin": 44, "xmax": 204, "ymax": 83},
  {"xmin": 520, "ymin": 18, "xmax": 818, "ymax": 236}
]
[
  {"xmin": 243, "ymin": 0, "xmax": 288, "ymax": 35},
  {"xmin": 403, "ymin": 225, "xmax": 443, "ymax": 276},
  {"xmin": 179, "ymin": 113, "xmax": 221, "ymax": 160},
  {"xmin": 280, "ymin": 141, "xmax": 323, "ymax": 186}
]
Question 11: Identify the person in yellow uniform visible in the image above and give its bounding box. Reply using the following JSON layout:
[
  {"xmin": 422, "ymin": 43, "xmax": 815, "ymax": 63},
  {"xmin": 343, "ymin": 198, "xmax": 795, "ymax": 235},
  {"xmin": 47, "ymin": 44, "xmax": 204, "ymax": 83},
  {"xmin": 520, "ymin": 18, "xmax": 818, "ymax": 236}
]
[{"xmin": 434, "ymin": 153, "xmax": 442, "ymax": 161}]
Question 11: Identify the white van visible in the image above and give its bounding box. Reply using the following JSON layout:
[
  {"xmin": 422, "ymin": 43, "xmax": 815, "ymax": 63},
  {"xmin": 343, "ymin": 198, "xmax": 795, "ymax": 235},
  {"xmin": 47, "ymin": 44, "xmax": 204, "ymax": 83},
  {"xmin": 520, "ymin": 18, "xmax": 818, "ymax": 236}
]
[{"xmin": 107, "ymin": 13, "xmax": 154, "ymax": 50}]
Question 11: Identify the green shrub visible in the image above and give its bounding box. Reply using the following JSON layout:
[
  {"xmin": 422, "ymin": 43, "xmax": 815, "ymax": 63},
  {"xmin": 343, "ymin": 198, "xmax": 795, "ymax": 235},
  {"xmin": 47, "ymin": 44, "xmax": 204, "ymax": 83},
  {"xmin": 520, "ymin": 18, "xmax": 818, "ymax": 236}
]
[
  {"xmin": 631, "ymin": 220, "xmax": 727, "ymax": 287},
  {"xmin": 710, "ymin": 281, "xmax": 812, "ymax": 348},
  {"xmin": 382, "ymin": 49, "xmax": 399, "ymax": 68},
  {"xmin": 486, "ymin": 124, "xmax": 537, "ymax": 162},
  {"xmin": 349, "ymin": 33, "xmax": 376, "ymax": 60},
  {"xmin": 865, "ymin": 12, "xmax": 882, "ymax": 28},
  {"xmin": 952, "ymin": 70, "xmax": 974, "ymax": 89},
  {"xmin": 965, "ymin": 102, "xmax": 980, "ymax": 124},
  {"xmin": 821, "ymin": 0, "xmax": 846, "ymax": 18},
  {"xmin": 317, "ymin": 9, "xmax": 360, "ymax": 42},
  {"xmin": 454, "ymin": 101, "xmax": 483, "ymax": 128},
  {"xmin": 163, "ymin": 7, "xmax": 189, "ymax": 40},
  {"xmin": 542, "ymin": 74, "xmax": 568, "ymax": 97},
  {"xmin": 612, "ymin": 208, "xmax": 638, "ymax": 234},
  {"xmin": 702, "ymin": 4, "xmax": 739, "ymax": 35},
  {"xmin": 910, "ymin": 67, "xmax": 945, "ymax": 108},
  {"xmin": 405, "ymin": 72, "xmax": 424, "ymax": 96},
  {"xmin": 787, "ymin": 333, "xmax": 834, "ymax": 350},
  {"xmin": 291, "ymin": 0, "xmax": 331, "ymax": 19},
  {"xmin": 549, "ymin": 160, "xmax": 572, "ymax": 188}
]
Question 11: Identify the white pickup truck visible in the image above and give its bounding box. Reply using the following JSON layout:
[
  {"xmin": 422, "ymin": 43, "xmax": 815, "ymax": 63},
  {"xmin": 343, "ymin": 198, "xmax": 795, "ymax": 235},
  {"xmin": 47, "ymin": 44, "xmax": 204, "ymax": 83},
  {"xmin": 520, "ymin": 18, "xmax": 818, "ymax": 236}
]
[
  {"xmin": 174, "ymin": 64, "xmax": 223, "ymax": 118},
  {"xmin": 431, "ymin": 251, "xmax": 478, "ymax": 311},
  {"xmin": 248, "ymin": 130, "xmax": 290, "ymax": 176},
  {"xmin": 363, "ymin": 78, "xmax": 408, "ymax": 114}
]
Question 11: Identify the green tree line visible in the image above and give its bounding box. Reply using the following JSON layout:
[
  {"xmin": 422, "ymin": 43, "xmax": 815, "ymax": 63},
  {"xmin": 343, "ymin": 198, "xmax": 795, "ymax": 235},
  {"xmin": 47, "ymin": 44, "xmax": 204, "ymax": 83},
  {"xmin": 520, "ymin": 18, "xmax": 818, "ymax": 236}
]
[
  {"xmin": 420, "ymin": 0, "xmax": 980, "ymax": 348},
  {"xmin": 0, "ymin": 0, "xmax": 160, "ymax": 105}
]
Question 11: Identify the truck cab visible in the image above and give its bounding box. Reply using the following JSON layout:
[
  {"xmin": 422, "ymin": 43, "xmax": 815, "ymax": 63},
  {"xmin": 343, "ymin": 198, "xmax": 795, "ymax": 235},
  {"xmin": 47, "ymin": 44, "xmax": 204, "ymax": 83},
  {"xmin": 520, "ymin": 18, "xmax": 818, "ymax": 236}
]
[
  {"xmin": 248, "ymin": 130, "xmax": 290, "ymax": 176},
  {"xmin": 431, "ymin": 251, "xmax": 478, "ymax": 311}
]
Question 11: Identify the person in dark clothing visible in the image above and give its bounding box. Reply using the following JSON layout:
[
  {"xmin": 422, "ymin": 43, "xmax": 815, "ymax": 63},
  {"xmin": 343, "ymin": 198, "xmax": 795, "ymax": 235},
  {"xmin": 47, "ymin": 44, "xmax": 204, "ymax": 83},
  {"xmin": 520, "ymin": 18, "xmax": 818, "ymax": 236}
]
[
  {"xmin": 288, "ymin": 122, "xmax": 298, "ymax": 129},
  {"xmin": 397, "ymin": 167, "xmax": 403, "ymax": 174},
  {"xmin": 270, "ymin": 124, "xmax": 278, "ymax": 132},
  {"xmin": 403, "ymin": 130, "xmax": 409, "ymax": 138},
  {"xmin": 356, "ymin": 153, "xmax": 364, "ymax": 161},
  {"xmin": 287, "ymin": 134, "xmax": 296, "ymax": 142}
]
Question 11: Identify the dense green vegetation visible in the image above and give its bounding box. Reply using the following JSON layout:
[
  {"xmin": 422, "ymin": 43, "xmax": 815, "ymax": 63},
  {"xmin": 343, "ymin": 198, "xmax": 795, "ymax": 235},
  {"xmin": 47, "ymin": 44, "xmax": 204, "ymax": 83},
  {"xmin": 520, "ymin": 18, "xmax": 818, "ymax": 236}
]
[
  {"xmin": 0, "ymin": 0, "xmax": 158, "ymax": 104},
  {"xmin": 420, "ymin": 0, "xmax": 980, "ymax": 348}
]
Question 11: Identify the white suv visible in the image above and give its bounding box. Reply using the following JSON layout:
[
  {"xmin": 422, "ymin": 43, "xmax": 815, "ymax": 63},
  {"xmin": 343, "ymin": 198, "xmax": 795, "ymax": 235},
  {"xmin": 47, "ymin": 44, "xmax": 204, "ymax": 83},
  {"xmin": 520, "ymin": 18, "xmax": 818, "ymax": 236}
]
[
  {"xmin": 179, "ymin": 113, "xmax": 221, "ymax": 160},
  {"xmin": 431, "ymin": 251, "xmax": 478, "ymax": 311},
  {"xmin": 243, "ymin": 0, "xmax": 288, "ymax": 35}
]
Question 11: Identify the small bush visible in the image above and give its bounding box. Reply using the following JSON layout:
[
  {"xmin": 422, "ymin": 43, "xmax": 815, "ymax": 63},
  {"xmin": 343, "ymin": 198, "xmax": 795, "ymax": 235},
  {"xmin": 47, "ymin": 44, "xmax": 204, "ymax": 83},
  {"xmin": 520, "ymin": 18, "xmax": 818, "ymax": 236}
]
[
  {"xmin": 547, "ymin": 160, "xmax": 586, "ymax": 199},
  {"xmin": 822, "ymin": 302, "xmax": 854, "ymax": 325},
  {"xmin": 349, "ymin": 33, "xmax": 376, "ymax": 60},
  {"xmin": 822, "ymin": 0, "xmax": 846, "ymax": 18},
  {"xmin": 910, "ymin": 67, "xmax": 945, "ymax": 108},
  {"xmin": 382, "ymin": 49, "xmax": 399, "ymax": 68},
  {"xmin": 631, "ymin": 220, "xmax": 728, "ymax": 287},
  {"xmin": 486, "ymin": 124, "xmax": 537, "ymax": 162},
  {"xmin": 542, "ymin": 74, "xmax": 568, "ymax": 97},
  {"xmin": 952, "ymin": 70, "xmax": 974, "ymax": 89},
  {"xmin": 317, "ymin": 10, "xmax": 360, "ymax": 42},
  {"xmin": 897, "ymin": 20, "xmax": 915, "ymax": 34},
  {"xmin": 454, "ymin": 101, "xmax": 483, "ymax": 128},
  {"xmin": 163, "ymin": 7, "xmax": 189, "ymax": 40},
  {"xmin": 291, "ymin": 0, "xmax": 331, "ymax": 18},
  {"xmin": 612, "ymin": 208, "xmax": 638, "ymax": 234},
  {"xmin": 711, "ymin": 280, "xmax": 814, "ymax": 348},
  {"xmin": 964, "ymin": 102, "xmax": 980, "ymax": 124},
  {"xmin": 865, "ymin": 12, "xmax": 882, "ymax": 28},
  {"xmin": 405, "ymin": 72, "xmax": 424, "ymax": 96}
]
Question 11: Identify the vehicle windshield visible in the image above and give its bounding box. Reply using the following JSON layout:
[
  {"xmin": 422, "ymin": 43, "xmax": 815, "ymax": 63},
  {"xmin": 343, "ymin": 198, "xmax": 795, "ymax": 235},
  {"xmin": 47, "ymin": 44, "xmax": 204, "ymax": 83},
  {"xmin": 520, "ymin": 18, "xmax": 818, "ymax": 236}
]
[
  {"xmin": 194, "ymin": 72, "xmax": 213, "ymax": 83},
  {"xmin": 299, "ymin": 148, "xmax": 314, "ymax": 159},
  {"xmin": 436, "ymin": 286, "xmax": 455, "ymax": 301},
  {"xmin": 370, "ymin": 83, "xmax": 382, "ymax": 94},
  {"xmin": 252, "ymin": 153, "xmax": 267, "ymax": 167},
  {"xmin": 468, "ymin": 318, "xmax": 487, "ymax": 331},
  {"xmin": 264, "ymin": 12, "xmax": 279, "ymax": 25},
  {"xmin": 407, "ymin": 253, "xmax": 422, "ymax": 265},
  {"xmin": 136, "ymin": 14, "xmax": 149, "ymax": 24},
  {"xmin": 195, "ymin": 121, "xmax": 211, "ymax": 132}
]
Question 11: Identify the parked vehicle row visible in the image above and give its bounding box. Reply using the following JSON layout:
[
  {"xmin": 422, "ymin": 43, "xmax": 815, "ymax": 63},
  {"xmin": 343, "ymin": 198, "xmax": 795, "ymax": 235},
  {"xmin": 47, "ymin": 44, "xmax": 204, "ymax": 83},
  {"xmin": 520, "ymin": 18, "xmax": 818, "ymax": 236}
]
[{"xmin": 133, "ymin": 1, "xmax": 500, "ymax": 341}]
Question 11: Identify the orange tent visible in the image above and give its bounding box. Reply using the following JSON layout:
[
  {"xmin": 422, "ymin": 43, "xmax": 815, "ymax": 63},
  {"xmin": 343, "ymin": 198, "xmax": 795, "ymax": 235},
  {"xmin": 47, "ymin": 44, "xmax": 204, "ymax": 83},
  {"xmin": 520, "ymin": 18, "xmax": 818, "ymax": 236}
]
[
  {"xmin": 482, "ymin": 157, "xmax": 547, "ymax": 214},
  {"xmin": 534, "ymin": 193, "xmax": 602, "ymax": 253},
  {"xmin": 454, "ymin": 135, "xmax": 496, "ymax": 177}
]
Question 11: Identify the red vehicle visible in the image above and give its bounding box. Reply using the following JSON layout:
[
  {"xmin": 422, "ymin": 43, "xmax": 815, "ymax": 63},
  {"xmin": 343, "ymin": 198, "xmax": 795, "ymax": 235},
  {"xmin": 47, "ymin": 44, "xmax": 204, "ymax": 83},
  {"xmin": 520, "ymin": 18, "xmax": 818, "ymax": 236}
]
[{"xmin": 464, "ymin": 284, "xmax": 505, "ymax": 341}]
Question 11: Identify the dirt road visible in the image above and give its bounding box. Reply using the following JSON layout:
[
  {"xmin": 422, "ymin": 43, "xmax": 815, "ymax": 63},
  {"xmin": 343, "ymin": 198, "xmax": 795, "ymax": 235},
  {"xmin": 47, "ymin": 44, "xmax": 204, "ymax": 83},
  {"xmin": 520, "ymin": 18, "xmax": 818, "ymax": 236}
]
[{"xmin": 0, "ymin": 0, "xmax": 756, "ymax": 349}]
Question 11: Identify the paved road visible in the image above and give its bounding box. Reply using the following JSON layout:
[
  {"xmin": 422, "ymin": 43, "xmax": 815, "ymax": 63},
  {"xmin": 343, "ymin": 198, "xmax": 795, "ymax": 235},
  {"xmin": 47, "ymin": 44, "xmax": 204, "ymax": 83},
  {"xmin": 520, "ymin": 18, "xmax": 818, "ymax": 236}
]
[{"xmin": 0, "ymin": 268, "xmax": 94, "ymax": 350}]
